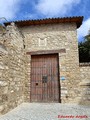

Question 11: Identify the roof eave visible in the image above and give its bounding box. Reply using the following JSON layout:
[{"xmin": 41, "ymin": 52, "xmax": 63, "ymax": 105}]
[{"xmin": 4, "ymin": 16, "xmax": 83, "ymax": 28}]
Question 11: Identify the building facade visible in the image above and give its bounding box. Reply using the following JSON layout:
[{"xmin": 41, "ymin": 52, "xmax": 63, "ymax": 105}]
[{"xmin": 0, "ymin": 16, "xmax": 90, "ymax": 114}]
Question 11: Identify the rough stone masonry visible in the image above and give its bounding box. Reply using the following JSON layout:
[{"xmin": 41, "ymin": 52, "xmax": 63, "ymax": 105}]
[{"xmin": 0, "ymin": 16, "xmax": 90, "ymax": 115}]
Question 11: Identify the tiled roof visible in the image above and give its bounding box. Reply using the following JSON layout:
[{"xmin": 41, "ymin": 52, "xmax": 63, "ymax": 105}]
[{"xmin": 4, "ymin": 16, "xmax": 83, "ymax": 28}]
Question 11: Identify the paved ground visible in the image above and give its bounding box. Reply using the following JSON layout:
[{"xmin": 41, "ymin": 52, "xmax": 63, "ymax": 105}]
[{"xmin": 0, "ymin": 103, "xmax": 90, "ymax": 120}]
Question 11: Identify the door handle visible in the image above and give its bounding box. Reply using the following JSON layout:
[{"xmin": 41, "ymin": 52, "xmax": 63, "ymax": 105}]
[{"xmin": 42, "ymin": 76, "xmax": 48, "ymax": 83}]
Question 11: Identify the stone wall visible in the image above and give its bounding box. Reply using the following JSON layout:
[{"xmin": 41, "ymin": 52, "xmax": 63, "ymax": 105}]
[
  {"xmin": 0, "ymin": 23, "xmax": 27, "ymax": 114},
  {"xmin": 79, "ymin": 63, "xmax": 90, "ymax": 105},
  {"xmin": 20, "ymin": 23, "xmax": 81, "ymax": 103},
  {"xmin": 20, "ymin": 23, "xmax": 90, "ymax": 105},
  {"xmin": 0, "ymin": 22, "xmax": 90, "ymax": 115}
]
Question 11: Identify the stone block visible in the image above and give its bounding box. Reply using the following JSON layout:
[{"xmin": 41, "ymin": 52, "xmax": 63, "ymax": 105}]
[{"xmin": 0, "ymin": 81, "xmax": 8, "ymax": 86}]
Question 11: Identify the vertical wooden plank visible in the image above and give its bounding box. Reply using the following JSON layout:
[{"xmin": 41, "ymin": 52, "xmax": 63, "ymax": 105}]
[{"xmin": 31, "ymin": 54, "xmax": 60, "ymax": 102}]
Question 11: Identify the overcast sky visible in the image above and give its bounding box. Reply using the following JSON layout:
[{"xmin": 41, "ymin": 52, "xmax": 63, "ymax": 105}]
[{"xmin": 0, "ymin": 0, "xmax": 90, "ymax": 41}]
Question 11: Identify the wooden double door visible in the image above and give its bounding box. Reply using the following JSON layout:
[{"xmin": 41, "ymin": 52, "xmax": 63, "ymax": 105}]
[{"xmin": 31, "ymin": 54, "xmax": 60, "ymax": 102}]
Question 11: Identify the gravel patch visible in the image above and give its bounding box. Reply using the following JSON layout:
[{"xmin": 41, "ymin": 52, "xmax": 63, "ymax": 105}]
[{"xmin": 0, "ymin": 103, "xmax": 90, "ymax": 120}]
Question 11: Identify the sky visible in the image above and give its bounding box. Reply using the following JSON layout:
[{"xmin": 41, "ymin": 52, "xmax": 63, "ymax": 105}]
[{"xmin": 0, "ymin": 0, "xmax": 90, "ymax": 41}]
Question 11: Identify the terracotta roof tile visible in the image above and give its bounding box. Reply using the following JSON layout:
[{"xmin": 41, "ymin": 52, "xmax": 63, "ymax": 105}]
[{"xmin": 4, "ymin": 16, "xmax": 83, "ymax": 28}]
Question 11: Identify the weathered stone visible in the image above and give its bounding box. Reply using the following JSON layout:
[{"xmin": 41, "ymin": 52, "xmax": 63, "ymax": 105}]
[
  {"xmin": 0, "ymin": 81, "xmax": 8, "ymax": 86},
  {"xmin": 0, "ymin": 23, "xmax": 26, "ymax": 115},
  {"xmin": 0, "ymin": 105, "xmax": 4, "ymax": 113},
  {"xmin": 0, "ymin": 18, "xmax": 90, "ymax": 115},
  {"xmin": 0, "ymin": 44, "xmax": 8, "ymax": 54}
]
